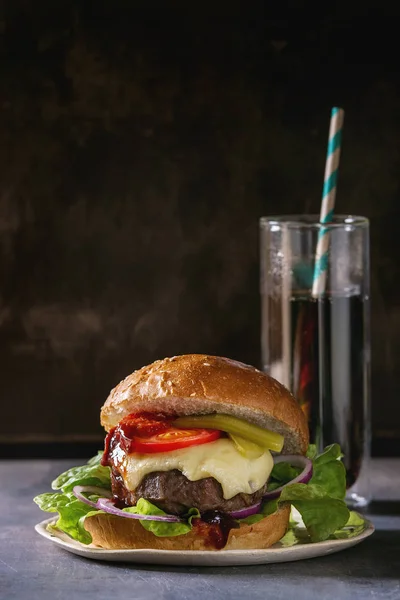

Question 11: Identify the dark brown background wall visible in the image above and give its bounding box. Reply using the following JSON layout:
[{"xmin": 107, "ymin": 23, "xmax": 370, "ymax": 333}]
[{"xmin": 1, "ymin": 5, "xmax": 399, "ymax": 452}]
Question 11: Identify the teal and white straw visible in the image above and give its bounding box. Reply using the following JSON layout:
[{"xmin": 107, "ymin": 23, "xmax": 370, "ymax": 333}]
[{"xmin": 312, "ymin": 107, "xmax": 345, "ymax": 297}]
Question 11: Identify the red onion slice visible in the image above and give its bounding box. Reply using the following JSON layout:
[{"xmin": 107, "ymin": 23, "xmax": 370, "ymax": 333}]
[
  {"xmin": 72, "ymin": 486, "xmax": 183, "ymax": 522},
  {"xmin": 73, "ymin": 485, "xmax": 113, "ymax": 508},
  {"xmin": 96, "ymin": 498, "xmax": 183, "ymax": 522},
  {"xmin": 262, "ymin": 455, "xmax": 313, "ymax": 500},
  {"xmin": 228, "ymin": 502, "xmax": 262, "ymax": 519}
]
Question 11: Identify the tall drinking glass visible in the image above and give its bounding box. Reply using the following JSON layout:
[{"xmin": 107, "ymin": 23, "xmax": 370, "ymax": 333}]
[{"xmin": 260, "ymin": 215, "xmax": 371, "ymax": 507}]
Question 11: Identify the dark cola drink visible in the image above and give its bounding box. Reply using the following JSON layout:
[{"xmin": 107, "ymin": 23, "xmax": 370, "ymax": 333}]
[
  {"xmin": 260, "ymin": 215, "xmax": 371, "ymax": 506},
  {"xmin": 290, "ymin": 294, "xmax": 369, "ymax": 490},
  {"xmin": 262, "ymin": 291, "xmax": 370, "ymax": 500}
]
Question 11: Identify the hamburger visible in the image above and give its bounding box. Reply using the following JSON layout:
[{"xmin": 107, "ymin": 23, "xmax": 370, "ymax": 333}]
[{"xmin": 35, "ymin": 354, "xmax": 353, "ymax": 551}]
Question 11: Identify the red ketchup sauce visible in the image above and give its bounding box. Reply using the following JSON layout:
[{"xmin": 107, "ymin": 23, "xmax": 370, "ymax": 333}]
[
  {"xmin": 194, "ymin": 511, "xmax": 240, "ymax": 550},
  {"xmin": 101, "ymin": 411, "xmax": 172, "ymax": 466}
]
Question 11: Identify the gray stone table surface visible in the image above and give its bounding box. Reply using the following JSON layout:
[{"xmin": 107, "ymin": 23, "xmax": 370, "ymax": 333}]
[{"xmin": 1, "ymin": 458, "xmax": 399, "ymax": 600}]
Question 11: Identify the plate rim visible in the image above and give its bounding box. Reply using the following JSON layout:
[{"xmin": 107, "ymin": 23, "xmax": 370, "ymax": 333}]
[{"xmin": 35, "ymin": 516, "xmax": 375, "ymax": 557}]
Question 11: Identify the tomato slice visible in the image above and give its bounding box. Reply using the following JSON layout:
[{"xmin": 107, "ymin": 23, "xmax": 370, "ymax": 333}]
[
  {"xmin": 128, "ymin": 427, "xmax": 221, "ymax": 453},
  {"xmin": 113, "ymin": 412, "xmax": 222, "ymax": 454}
]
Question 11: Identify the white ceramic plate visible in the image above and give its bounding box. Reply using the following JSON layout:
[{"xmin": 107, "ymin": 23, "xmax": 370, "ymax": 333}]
[{"xmin": 35, "ymin": 517, "xmax": 374, "ymax": 566}]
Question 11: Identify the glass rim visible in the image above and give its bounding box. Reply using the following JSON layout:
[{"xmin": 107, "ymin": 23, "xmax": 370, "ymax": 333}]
[{"xmin": 260, "ymin": 214, "xmax": 369, "ymax": 229}]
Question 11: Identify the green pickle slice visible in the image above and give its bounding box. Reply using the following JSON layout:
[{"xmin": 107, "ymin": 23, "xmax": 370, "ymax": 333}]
[
  {"xmin": 173, "ymin": 414, "xmax": 284, "ymax": 453},
  {"xmin": 227, "ymin": 433, "xmax": 265, "ymax": 459}
]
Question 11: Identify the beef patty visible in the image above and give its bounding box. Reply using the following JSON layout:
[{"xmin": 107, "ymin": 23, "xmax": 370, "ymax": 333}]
[{"xmin": 110, "ymin": 468, "xmax": 267, "ymax": 515}]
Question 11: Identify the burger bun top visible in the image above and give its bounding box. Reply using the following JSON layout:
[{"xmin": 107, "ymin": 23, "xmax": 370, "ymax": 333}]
[{"xmin": 101, "ymin": 354, "xmax": 309, "ymax": 455}]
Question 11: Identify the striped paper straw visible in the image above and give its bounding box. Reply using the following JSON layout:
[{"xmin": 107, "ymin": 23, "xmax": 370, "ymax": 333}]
[{"xmin": 312, "ymin": 107, "xmax": 345, "ymax": 297}]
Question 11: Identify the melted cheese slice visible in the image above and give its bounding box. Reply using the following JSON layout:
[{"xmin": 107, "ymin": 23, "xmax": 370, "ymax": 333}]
[{"xmin": 118, "ymin": 438, "xmax": 273, "ymax": 500}]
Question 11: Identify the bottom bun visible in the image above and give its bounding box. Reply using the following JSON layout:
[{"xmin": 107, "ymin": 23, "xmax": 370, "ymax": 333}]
[{"xmin": 84, "ymin": 504, "xmax": 290, "ymax": 551}]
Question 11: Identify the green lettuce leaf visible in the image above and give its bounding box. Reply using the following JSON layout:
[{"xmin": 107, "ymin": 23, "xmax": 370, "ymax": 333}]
[
  {"xmin": 276, "ymin": 443, "xmax": 349, "ymax": 542},
  {"xmin": 306, "ymin": 444, "xmax": 317, "ymax": 459},
  {"xmin": 308, "ymin": 443, "xmax": 345, "ymax": 497},
  {"xmin": 51, "ymin": 453, "xmax": 111, "ymax": 493},
  {"xmin": 279, "ymin": 528, "xmax": 303, "ymax": 547},
  {"xmin": 268, "ymin": 462, "xmax": 302, "ymax": 489},
  {"xmin": 34, "ymin": 492, "xmax": 70, "ymax": 513},
  {"xmin": 314, "ymin": 443, "xmax": 343, "ymax": 464},
  {"xmin": 279, "ymin": 483, "xmax": 349, "ymax": 542},
  {"xmin": 242, "ymin": 444, "xmax": 350, "ymax": 542},
  {"xmin": 123, "ymin": 499, "xmax": 200, "ymax": 537},
  {"xmin": 34, "ymin": 453, "xmax": 111, "ymax": 544},
  {"xmin": 309, "ymin": 462, "xmax": 346, "ymax": 500},
  {"xmin": 54, "ymin": 497, "xmax": 97, "ymax": 544},
  {"xmin": 346, "ymin": 511, "xmax": 365, "ymax": 527},
  {"xmin": 34, "ymin": 490, "xmax": 102, "ymax": 544},
  {"xmin": 239, "ymin": 499, "xmax": 278, "ymax": 525},
  {"xmin": 332, "ymin": 511, "xmax": 367, "ymax": 539},
  {"xmin": 278, "ymin": 510, "xmax": 367, "ymax": 546}
]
